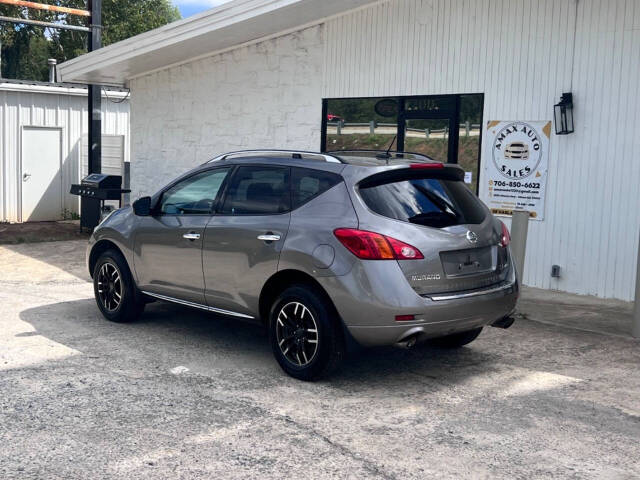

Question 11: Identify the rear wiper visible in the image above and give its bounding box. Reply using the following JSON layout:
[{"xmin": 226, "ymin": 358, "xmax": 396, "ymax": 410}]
[{"xmin": 414, "ymin": 184, "xmax": 459, "ymax": 218}]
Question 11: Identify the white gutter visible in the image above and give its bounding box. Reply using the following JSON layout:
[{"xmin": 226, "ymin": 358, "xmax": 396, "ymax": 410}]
[
  {"xmin": 0, "ymin": 82, "xmax": 129, "ymax": 98},
  {"xmin": 58, "ymin": 0, "xmax": 287, "ymax": 79}
]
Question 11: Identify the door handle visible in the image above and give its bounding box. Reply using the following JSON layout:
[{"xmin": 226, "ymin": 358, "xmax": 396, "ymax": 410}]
[
  {"xmin": 257, "ymin": 234, "xmax": 281, "ymax": 242},
  {"xmin": 183, "ymin": 232, "xmax": 201, "ymax": 241},
  {"xmin": 23, "ymin": 173, "xmax": 31, "ymax": 182}
]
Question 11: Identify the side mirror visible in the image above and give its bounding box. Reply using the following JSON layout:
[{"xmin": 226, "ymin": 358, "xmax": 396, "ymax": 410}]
[{"xmin": 132, "ymin": 196, "xmax": 152, "ymax": 216}]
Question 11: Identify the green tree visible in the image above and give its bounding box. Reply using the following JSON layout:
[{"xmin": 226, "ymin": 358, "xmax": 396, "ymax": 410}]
[
  {"xmin": 101, "ymin": 0, "xmax": 180, "ymax": 45},
  {"xmin": 0, "ymin": 0, "xmax": 181, "ymax": 81}
]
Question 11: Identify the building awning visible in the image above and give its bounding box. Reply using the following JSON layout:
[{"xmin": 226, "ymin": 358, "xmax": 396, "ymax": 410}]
[{"xmin": 57, "ymin": 0, "xmax": 376, "ymax": 87}]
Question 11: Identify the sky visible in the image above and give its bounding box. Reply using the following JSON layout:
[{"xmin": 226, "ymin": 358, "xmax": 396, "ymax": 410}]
[{"xmin": 173, "ymin": 0, "xmax": 234, "ymax": 18}]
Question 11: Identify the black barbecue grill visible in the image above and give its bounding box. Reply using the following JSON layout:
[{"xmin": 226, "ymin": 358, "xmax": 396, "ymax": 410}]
[{"xmin": 70, "ymin": 174, "xmax": 131, "ymax": 230}]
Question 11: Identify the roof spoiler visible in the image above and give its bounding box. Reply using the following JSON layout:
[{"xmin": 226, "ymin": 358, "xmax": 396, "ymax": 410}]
[{"xmin": 359, "ymin": 164, "xmax": 465, "ymax": 188}]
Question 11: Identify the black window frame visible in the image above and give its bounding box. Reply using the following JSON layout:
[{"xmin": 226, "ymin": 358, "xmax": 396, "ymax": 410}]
[
  {"xmin": 155, "ymin": 166, "xmax": 233, "ymax": 217},
  {"xmin": 321, "ymin": 93, "xmax": 484, "ymax": 194}
]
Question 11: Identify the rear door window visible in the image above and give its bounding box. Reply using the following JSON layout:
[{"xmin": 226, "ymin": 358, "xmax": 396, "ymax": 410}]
[
  {"xmin": 359, "ymin": 175, "xmax": 486, "ymax": 228},
  {"xmin": 291, "ymin": 168, "xmax": 342, "ymax": 209},
  {"xmin": 220, "ymin": 166, "xmax": 290, "ymax": 215}
]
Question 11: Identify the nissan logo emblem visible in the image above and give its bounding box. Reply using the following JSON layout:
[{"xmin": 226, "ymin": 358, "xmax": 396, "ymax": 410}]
[{"xmin": 466, "ymin": 231, "xmax": 478, "ymax": 244}]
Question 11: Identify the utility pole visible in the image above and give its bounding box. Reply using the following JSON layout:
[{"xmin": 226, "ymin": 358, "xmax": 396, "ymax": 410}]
[{"xmin": 87, "ymin": 0, "xmax": 101, "ymax": 174}]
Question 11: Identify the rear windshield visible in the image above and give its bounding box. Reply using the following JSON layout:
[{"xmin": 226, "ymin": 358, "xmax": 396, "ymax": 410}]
[{"xmin": 359, "ymin": 176, "xmax": 486, "ymax": 228}]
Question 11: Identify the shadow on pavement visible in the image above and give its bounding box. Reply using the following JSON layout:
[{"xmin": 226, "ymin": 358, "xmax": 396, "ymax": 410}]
[
  {"xmin": 518, "ymin": 289, "xmax": 634, "ymax": 338},
  {"xmin": 19, "ymin": 297, "xmax": 499, "ymax": 385},
  {"xmin": 1, "ymin": 240, "xmax": 89, "ymax": 282}
]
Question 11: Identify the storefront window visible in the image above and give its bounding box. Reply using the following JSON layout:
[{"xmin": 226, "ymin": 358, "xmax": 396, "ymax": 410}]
[
  {"xmin": 403, "ymin": 118, "xmax": 451, "ymax": 164},
  {"xmin": 324, "ymin": 98, "xmax": 398, "ymax": 152},
  {"xmin": 457, "ymin": 95, "xmax": 483, "ymax": 193},
  {"xmin": 322, "ymin": 94, "xmax": 483, "ymax": 193}
]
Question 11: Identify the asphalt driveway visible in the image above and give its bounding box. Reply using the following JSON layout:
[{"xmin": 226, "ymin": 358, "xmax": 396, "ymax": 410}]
[{"xmin": 1, "ymin": 240, "xmax": 639, "ymax": 479}]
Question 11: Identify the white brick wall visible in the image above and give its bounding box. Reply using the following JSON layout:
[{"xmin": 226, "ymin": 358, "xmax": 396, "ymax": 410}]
[{"xmin": 129, "ymin": 25, "xmax": 324, "ymax": 198}]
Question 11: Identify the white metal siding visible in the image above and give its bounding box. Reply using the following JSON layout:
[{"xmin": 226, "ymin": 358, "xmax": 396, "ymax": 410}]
[
  {"xmin": 322, "ymin": 0, "xmax": 640, "ymax": 300},
  {"xmin": 81, "ymin": 134, "xmax": 127, "ymax": 210},
  {"xmin": 81, "ymin": 134, "xmax": 125, "ymax": 177},
  {"xmin": 0, "ymin": 87, "xmax": 129, "ymax": 222}
]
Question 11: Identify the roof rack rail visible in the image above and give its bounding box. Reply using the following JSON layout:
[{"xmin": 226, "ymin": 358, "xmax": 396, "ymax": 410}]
[
  {"xmin": 326, "ymin": 150, "xmax": 437, "ymax": 163},
  {"xmin": 206, "ymin": 149, "xmax": 344, "ymax": 164}
]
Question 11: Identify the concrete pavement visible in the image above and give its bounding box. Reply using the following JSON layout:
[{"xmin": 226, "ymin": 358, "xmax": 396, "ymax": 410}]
[{"xmin": 1, "ymin": 240, "xmax": 639, "ymax": 479}]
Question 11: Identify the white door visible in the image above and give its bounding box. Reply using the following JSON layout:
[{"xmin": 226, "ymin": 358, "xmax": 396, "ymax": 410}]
[{"xmin": 21, "ymin": 127, "xmax": 62, "ymax": 222}]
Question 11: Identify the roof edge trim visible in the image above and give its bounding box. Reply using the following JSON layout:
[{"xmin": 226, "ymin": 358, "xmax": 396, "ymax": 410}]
[{"xmin": 57, "ymin": 0, "xmax": 386, "ymax": 87}]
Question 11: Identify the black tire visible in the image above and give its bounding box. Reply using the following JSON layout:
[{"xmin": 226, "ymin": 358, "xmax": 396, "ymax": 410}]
[
  {"xmin": 269, "ymin": 285, "xmax": 344, "ymax": 381},
  {"xmin": 430, "ymin": 327, "xmax": 483, "ymax": 348},
  {"xmin": 93, "ymin": 249, "xmax": 145, "ymax": 323}
]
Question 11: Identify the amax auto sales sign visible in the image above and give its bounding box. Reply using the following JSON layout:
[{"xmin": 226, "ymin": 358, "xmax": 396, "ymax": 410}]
[{"xmin": 481, "ymin": 120, "xmax": 552, "ymax": 221}]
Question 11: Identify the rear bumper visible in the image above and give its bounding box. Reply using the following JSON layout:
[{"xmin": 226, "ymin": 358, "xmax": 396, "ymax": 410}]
[
  {"xmin": 347, "ymin": 280, "xmax": 517, "ymax": 346},
  {"xmin": 318, "ymin": 260, "xmax": 518, "ymax": 347}
]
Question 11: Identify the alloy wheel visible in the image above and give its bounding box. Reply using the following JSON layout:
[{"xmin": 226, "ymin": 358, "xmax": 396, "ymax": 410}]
[
  {"xmin": 275, "ymin": 301, "xmax": 319, "ymax": 366},
  {"xmin": 97, "ymin": 262, "xmax": 122, "ymax": 312}
]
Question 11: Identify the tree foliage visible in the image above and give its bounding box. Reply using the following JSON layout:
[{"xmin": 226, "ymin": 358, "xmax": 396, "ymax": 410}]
[{"xmin": 0, "ymin": 0, "xmax": 180, "ymax": 81}]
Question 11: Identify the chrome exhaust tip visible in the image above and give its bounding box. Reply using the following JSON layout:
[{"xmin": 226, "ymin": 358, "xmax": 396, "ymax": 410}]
[
  {"xmin": 395, "ymin": 334, "xmax": 419, "ymax": 349},
  {"xmin": 491, "ymin": 316, "xmax": 515, "ymax": 329}
]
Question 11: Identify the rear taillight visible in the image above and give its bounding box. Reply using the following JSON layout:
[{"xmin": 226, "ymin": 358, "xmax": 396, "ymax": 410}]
[
  {"xmin": 334, "ymin": 229, "xmax": 393, "ymax": 259},
  {"xmin": 334, "ymin": 229, "xmax": 424, "ymax": 260},
  {"xmin": 385, "ymin": 236, "xmax": 424, "ymax": 259},
  {"xmin": 499, "ymin": 221, "xmax": 511, "ymax": 247}
]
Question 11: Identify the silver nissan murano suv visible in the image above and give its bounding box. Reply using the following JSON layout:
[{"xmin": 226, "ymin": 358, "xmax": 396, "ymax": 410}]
[{"xmin": 87, "ymin": 150, "xmax": 518, "ymax": 380}]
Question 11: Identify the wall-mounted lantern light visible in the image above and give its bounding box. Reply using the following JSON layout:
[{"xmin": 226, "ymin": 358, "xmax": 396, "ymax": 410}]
[{"xmin": 554, "ymin": 92, "xmax": 574, "ymax": 135}]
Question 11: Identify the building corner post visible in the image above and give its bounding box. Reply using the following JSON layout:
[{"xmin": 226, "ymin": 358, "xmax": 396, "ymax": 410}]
[
  {"xmin": 633, "ymin": 229, "xmax": 640, "ymax": 338},
  {"xmin": 510, "ymin": 210, "xmax": 529, "ymax": 286}
]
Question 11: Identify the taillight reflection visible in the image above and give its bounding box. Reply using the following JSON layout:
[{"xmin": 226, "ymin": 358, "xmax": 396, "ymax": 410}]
[{"xmin": 499, "ymin": 221, "xmax": 511, "ymax": 247}]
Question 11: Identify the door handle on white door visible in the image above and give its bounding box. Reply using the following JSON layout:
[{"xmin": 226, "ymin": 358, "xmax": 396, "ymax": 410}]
[
  {"xmin": 257, "ymin": 234, "xmax": 281, "ymax": 242},
  {"xmin": 23, "ymin": 173, "xmax": 31, "ymax": 181},
  {"xmin": 183, "ymin": 232, "xmax": 201, "ymax": 240}
]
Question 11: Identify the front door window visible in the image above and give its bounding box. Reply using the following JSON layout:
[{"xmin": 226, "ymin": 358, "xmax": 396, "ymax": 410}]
[{"xmin": 159, "ymin": 168, "xmax": 230, "ymax": 215}]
